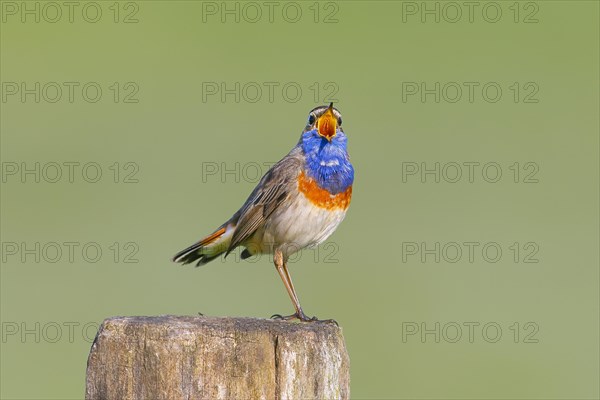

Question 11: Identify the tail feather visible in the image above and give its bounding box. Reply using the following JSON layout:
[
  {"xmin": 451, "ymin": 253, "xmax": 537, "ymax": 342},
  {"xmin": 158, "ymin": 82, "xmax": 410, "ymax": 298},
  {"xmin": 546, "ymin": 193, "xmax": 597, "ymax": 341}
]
[{"xmin": 172, "ymin": 224, "xmax": 232, "ymax": 267}]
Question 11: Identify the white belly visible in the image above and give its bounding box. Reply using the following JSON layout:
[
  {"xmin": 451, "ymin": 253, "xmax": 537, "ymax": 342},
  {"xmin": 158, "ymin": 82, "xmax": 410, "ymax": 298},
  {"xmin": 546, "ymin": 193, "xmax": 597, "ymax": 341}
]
[{"xmin": 247, "ymin": 192, "xmax": 348, "ymax": 259}]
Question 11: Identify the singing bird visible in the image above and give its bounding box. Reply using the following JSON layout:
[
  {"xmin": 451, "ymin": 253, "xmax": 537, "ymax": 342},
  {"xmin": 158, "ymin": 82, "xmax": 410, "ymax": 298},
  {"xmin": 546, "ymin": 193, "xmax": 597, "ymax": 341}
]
[{"xmin": 173, "ymin": 103, "xmax": 354, "ymax": 322}]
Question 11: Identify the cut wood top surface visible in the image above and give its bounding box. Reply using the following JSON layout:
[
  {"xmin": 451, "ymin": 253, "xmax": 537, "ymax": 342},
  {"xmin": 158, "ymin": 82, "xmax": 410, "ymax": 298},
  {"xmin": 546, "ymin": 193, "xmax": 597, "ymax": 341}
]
[{"xmin": 97, "ymin": 315, "xmax": 343, "ymax": 334}]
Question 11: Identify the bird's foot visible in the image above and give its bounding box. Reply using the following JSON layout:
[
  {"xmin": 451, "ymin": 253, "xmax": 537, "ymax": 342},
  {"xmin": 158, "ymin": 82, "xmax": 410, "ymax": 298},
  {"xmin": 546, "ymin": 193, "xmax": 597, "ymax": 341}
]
[{"xmin": 271, "ymin": 312, "xmax": 338, "ymax": 325}]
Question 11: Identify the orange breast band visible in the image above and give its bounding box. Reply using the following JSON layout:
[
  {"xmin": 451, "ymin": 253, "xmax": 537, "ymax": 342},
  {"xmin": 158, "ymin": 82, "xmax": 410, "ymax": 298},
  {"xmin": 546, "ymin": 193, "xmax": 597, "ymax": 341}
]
[{"xmin": 298, "ymin": 171, "xmax": 352, "ymax": 210}]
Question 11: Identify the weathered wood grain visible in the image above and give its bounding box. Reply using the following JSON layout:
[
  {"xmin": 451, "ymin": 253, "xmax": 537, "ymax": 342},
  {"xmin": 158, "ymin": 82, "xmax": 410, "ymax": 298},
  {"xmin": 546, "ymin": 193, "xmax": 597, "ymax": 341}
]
[{"xmin": 86, "ymin": 316, "xmax": 350, "ymax": 400}]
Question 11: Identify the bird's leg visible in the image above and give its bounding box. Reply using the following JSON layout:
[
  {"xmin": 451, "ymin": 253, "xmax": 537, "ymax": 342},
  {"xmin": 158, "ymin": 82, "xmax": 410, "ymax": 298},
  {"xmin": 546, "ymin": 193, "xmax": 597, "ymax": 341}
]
[
  {"xmin": 282, "ymin": 262, "xmax": 300, "ymax": 308},
  {"xmin": 271, "ymin": 249, "xmax": 336, "ymax": 324},
  {"xmin": 272, "ymin": 249, "xmax": 309, "ymax": 321}
]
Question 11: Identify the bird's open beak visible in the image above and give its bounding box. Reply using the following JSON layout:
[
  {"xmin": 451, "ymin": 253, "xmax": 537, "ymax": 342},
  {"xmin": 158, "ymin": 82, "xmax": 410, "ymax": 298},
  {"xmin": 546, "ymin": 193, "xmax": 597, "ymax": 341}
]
[{"xmin": 317, "ymin": 103, "xmax": 337, "ymax": 141}]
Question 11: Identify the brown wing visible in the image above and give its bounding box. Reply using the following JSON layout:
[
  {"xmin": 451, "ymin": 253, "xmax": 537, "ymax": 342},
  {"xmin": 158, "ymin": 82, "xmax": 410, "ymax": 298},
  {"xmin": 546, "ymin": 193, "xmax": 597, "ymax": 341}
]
[{"xmin": 226, "ymin": 149, "xmax": 302, "ymax": 255}]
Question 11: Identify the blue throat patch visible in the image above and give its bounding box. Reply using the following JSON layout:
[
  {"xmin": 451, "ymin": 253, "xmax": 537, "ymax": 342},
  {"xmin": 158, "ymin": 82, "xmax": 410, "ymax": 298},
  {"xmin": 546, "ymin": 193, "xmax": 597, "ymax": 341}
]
[{"xmin": 300, "ymin": 129, "xmax": 354, "ymax": 194}]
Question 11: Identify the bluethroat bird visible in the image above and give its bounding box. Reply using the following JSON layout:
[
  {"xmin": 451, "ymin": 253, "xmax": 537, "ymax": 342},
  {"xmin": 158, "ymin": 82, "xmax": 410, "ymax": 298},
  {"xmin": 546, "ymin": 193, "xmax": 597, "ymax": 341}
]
[{"xmin": 173, "ymin": 103, "xmax": 354, "ymax": 322}]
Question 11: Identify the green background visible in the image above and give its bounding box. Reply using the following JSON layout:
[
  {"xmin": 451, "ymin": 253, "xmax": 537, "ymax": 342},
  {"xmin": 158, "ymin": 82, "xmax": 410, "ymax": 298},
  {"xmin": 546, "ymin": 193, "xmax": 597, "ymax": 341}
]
[{"xmin": 1, "ymin": 1, "xmax": 598, "ymax": 398}]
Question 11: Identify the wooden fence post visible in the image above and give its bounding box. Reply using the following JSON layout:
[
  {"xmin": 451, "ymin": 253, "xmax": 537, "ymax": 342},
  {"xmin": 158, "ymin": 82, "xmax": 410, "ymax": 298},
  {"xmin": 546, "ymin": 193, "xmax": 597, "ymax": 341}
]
[{"xmin": 86, "ymin": 316, "xmax": 350, "ymax": 399}]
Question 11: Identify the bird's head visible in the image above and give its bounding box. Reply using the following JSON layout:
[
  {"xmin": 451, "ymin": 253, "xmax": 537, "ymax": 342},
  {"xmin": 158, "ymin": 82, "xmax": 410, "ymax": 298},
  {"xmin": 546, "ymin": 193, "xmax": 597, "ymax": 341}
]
[{"xmin": 304, "ymin": 103, "xmax": 343, "ymax": 141}]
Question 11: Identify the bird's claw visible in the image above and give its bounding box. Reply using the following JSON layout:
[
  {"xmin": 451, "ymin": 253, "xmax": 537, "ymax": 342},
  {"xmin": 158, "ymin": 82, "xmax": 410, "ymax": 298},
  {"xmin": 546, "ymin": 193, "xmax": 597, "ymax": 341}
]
[
  {"xmin": 271, "ymin": 313, "xmax": 338, "ymax": 325},
  {"xmin": 318, "ymin": 318, "xmax": 339, "ymax": 326}
]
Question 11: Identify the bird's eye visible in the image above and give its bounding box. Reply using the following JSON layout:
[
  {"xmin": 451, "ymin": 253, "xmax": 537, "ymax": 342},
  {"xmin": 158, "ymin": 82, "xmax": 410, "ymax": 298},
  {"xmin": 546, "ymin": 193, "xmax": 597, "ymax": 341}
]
[
  {"xmin": 338, "ymin": 117, "xmax": 342, "ymax": 126},
  {"xmin": 308, "ymin": 114, "xmax": 316, "ymax": 125}
]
